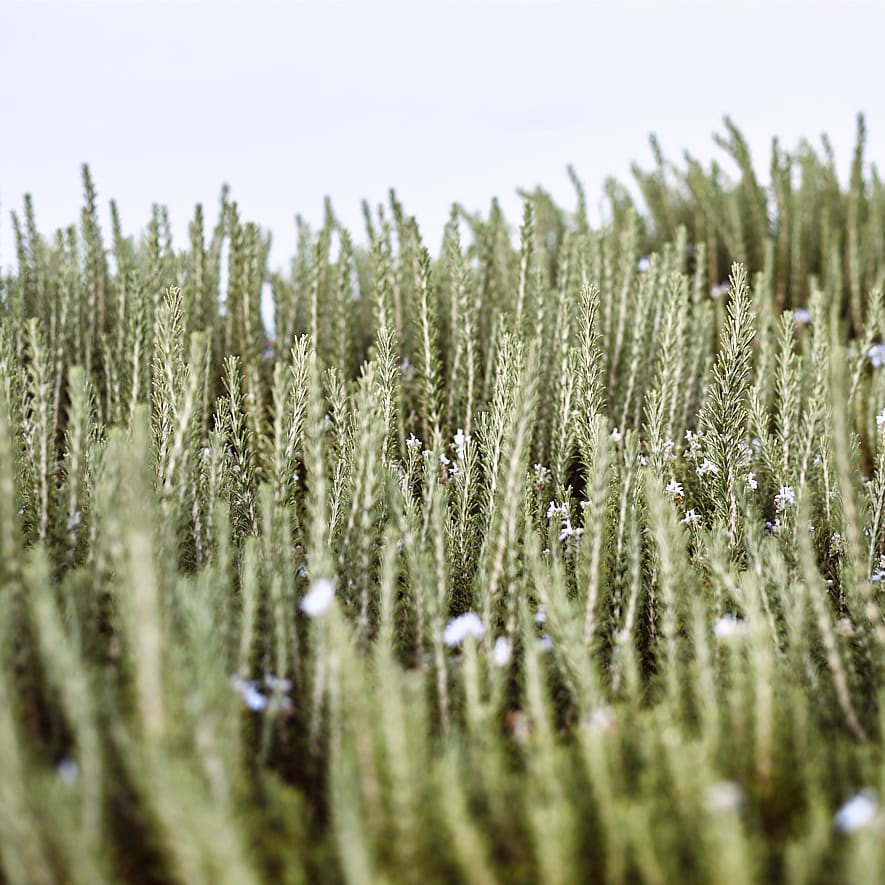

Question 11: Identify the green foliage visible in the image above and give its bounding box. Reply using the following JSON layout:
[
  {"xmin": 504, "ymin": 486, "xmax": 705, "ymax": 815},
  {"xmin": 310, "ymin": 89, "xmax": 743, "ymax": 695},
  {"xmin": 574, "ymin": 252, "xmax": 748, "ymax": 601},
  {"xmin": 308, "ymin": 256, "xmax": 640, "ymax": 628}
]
[{"xmin": 1, "ymin": 123, "xmax": 885, "ymax": 883}]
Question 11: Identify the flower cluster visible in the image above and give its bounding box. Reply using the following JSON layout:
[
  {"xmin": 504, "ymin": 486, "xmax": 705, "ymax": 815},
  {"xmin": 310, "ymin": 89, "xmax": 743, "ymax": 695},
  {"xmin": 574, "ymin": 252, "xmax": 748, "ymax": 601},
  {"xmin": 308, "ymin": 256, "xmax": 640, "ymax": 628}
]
[
  {"xmin": 774, "ymin": 485, "xmax": 796, "ymax": 510},
  {"xmin": 546, "ymin": 501, "xmax": 583, "ymax": 543},
  {"xmin": 684, "ymin": 429, "xmax": 701, "ymax": 458},
  {"xmin": 533, "ymin": 463, "xmax": 551, "ymax": 491}
]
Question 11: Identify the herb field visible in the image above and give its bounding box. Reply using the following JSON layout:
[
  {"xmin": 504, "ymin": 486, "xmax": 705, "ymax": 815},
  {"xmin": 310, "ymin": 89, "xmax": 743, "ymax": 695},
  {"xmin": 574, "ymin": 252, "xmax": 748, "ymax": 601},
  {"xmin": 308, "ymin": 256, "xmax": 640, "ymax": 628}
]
[{"xmin": 1, "ymin": 117, "xmax": 885, "ymax": 883}]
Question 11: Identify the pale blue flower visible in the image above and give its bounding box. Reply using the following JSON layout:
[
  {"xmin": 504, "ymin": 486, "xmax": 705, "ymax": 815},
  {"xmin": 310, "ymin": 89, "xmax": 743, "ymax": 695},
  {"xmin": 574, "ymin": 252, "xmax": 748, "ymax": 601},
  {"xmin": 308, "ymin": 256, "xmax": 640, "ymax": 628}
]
[
  {"xmin": 868, "ymin": 344, "xmax": 885, "ymax": 368},
  {"xmin": 713, "ymin": 614, "xmax": 748, "ymax": 640},
  {"xmin": 492, "ymin": 637, "xmax": 512, "ymax": 667},
  {"xmin": 834, "ymin": 791, "xmax": 878, "ymax": 833},
  {"xmin": 301, "ymin": 578, "xmax": 335, "ymax": 617},
  {"xmin": 230, "ymin": 676, "xmax": 268, "ymax": 712},
  {"xmin": 57, "ymin": 758, "xmax": 79, "ymax": 784},
  {"xmin": 443, "ymin": 612, "xmax": 485, "ymax": 646}
]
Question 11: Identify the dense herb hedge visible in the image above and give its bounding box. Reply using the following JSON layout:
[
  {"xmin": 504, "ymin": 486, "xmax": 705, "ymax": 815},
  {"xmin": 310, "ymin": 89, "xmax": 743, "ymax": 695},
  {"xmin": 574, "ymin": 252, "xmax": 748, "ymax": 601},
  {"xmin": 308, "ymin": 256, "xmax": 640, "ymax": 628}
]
[{"xmin": 0, "ymin": 117, "xmax": 884, "ymax": 883}]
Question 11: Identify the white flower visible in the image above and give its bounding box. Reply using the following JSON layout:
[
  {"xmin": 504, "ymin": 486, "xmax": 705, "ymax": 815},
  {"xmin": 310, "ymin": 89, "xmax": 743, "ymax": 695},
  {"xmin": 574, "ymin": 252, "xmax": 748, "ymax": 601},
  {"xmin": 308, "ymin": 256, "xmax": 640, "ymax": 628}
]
[
  {"xmin": 611, "ymin": 426, "xmax": 623, "ymax": 443},
  {"xmin": 406, "ymin": 433, "xmax": 422, "ymax": 451},
  {"xmin": 66, "ymin": 510, "xmax": 82, "ymax": 532},
  {"xmin": 637, "ymin": 256, "xmax": 651, "ymax": 273},
  {"xmin": 535, "ymin": 605, "xmax": 547, "ymax": 625},
  {"xmin": 746, "ymin": 472, "xmax": 758, "ymax": 490},
  {"xmin": 877, "ymin": 410, "xmax": 885, "ymax": 429},
  {"xmin": 835, "ymin": 618, "xmax": 855, "ymax": 638},
  {"xmin": 559, "ymin": 519, "xmax": 583, "ymax": 542},
  {"xmin": 546, "ymin": 501, "xmax": 569, "ymax": 520},
  {"xmin": 713, "ymin": 614, "xmax": 749, "ymax": 640},
  {"xmin": 706, "ymin": 780, "xmax": 744, "ymax": 813},
  {"xmin": 664, "ymin": 479, "xmax": 684, "ymax": 498},
  {"xmin": 639, "ymin": 455, "xmax": 648, "ymax": 466},
  {"xmin": 793, "ymin": 307, "xmax": 812, "ymax": 325},
  {"xmin": 301, "ymin": 578, "xmax": 335, "ymax": 617},
  {"xmin": 869, "ymin": 343, "xmax": 885, "ymax": 368},
  {"xmin": 774, "ymin": 485, "xmax": 796, "ymax": 510},
  {"xmin": 680, "ymin": 509, "xmax": 701, "ymax": 525},
  {"xmin": 584, "ymin": 706, "xmax": 616, "ymax": 733},
  {"xmin": 834, "ymin": 791, "xmax": 879, "ymax": 833},
  {"xmin": 443, "ymin": 612, "xmax": 485, "ymax": 646},
  {"xmin": 871, "ymin": 568, "xmax": 885, "ymax": 583},
  {"xmin": 710, "ymin": 282, "xmax": 730, "ymax": 299},
  {"xmin": 439, "ymin": 453, "xmax": 451, "ymax": 467},
  {"xmin": 454, "ymin": 428, "xmax": 469, "ymax": 460},
  {"xmin": 697, "ymin": 457, "xmax": 718, "ymax": 477},
  {"xmin": 492, "ymin": 636, "xmax": 512, "ymax": 667},
  {"xmin": 538, "ymin": 633, "xmax": 554, "ymax": 651}
]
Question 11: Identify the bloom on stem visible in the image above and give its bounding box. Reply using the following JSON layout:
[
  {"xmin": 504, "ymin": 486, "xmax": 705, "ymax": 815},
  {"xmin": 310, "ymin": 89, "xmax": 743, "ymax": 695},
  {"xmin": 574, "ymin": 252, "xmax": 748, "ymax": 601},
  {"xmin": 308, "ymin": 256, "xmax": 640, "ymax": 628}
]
[
  {"xmin": 665, "ymin": 479, "xmax": 684, "ymax": 498},
  {"xmin": 697, "ymin": 457, "xmax": 718, "ymax": 477},
  {"xmin": 774, "ymin": 486, "xmax": 795, "ymax": 510}
]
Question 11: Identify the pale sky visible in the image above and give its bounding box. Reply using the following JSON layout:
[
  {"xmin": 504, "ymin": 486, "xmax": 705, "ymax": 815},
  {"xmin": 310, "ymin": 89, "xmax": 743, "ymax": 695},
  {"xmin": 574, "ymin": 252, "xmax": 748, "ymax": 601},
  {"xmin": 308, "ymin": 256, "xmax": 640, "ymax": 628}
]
[{"xmin": 1, "ymin": 0, "xmax": 882, "ymax": 271}]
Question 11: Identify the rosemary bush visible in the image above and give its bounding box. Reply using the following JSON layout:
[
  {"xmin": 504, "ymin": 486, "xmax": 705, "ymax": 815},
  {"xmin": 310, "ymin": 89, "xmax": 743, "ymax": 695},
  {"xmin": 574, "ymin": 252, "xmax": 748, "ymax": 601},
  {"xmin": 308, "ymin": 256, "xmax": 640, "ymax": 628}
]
[{"xmin": 1, "ymin": 117, "xmax": 885, "ymax": 883}]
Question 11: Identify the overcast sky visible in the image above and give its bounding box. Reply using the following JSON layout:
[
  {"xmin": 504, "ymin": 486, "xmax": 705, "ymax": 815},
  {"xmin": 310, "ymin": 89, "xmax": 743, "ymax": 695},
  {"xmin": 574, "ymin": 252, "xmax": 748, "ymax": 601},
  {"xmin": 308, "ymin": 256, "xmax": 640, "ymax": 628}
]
[{"xmin": 2, "ymin": 0, "xmax": 882, "ymax": 271}]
